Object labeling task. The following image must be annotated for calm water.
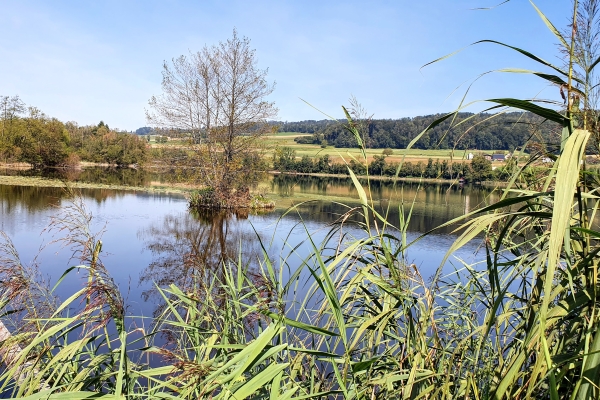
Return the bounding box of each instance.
[0,169,499,319]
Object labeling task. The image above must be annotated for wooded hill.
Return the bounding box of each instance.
[0,96,148,167]
[274,112,561,150]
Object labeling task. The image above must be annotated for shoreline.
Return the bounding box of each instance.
[0,164,509,193]
[270,171,508,188]
[0,175,190,195]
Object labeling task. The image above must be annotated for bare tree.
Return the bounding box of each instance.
[146,29,277,207]
[0,95,25,141]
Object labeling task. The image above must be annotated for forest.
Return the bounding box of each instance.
[0,95,148,167]
[275,111,563,150]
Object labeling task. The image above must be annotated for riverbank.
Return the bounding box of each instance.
[0,175,190,195]
[271,171,509,188]
[0,167,509,196]
[1,160,511,189]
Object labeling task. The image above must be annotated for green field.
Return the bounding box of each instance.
[263,132,505,164]
[149,131,511,164]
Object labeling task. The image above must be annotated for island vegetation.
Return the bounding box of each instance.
[145,29,277,209]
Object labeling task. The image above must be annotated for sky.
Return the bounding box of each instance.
[0,0,569,131]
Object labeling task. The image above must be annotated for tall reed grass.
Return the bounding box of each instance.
[2,1,600,398]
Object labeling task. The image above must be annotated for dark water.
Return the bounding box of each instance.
[0,169,498,320]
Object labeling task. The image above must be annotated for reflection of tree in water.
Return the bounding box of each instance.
[0,184,62,213]
[138,209,269,315]
[0,184,136,212]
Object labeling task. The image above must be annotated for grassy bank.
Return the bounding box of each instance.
[0,175,190,195]
[263,132,511,163]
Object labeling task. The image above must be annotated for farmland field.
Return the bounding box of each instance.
[262,132,507,164]
[147,132,512,165]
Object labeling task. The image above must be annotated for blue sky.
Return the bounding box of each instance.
[0,1,568,131]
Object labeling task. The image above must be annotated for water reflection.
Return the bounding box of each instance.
[0,184,152,212]
[0,167,164,187]
[137,209,269,314]
[0,173,500,324]
[269,175,501,235]
[1,167,501,226]
[0,185,62,214]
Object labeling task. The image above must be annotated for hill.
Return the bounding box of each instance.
[271,112,561,151]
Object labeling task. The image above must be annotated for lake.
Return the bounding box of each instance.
[0,169,499,321]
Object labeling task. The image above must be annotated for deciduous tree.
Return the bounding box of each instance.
[147,29,277,207]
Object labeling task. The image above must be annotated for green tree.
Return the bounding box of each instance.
[272,146,296,171]
[368,155,386,175]
[470,155,493,182]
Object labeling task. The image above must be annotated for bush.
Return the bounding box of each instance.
[188,187,221,208]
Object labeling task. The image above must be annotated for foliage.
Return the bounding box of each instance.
[0,99,148,167]
[4,1,600,399]
[469,154,493,182]
[0,103,69,167]
[188,187,273,209]
[135,126,154,135]
[67,121,148,166]
[285,111,561,151]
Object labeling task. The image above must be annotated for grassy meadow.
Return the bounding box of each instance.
[264,132,484,164]
[147,132,514,168]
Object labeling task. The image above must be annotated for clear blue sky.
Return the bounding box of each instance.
[0,0,568,131]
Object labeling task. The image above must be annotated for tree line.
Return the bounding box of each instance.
[0,95,148,167]
[273,146,518,182]
[274,112,562,150]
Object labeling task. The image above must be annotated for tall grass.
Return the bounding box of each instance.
[2,1,600,398]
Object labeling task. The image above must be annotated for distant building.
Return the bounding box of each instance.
[491,154,505,162]
[483,154,493,161]
[467,152,474,160]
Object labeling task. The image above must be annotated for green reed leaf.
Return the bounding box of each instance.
[529,0,569,49]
